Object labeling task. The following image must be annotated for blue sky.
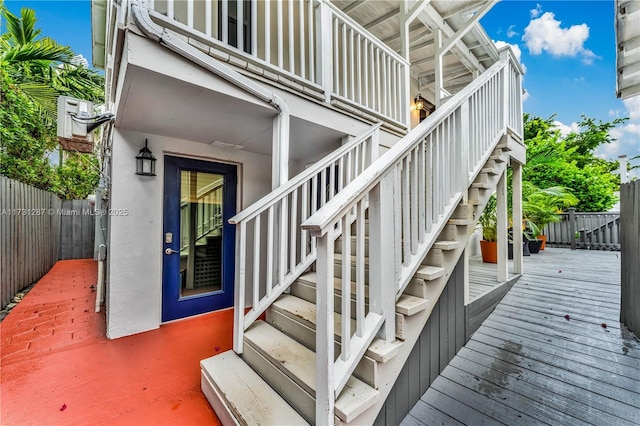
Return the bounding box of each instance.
[3,0,639,162]
[481,1,639,163]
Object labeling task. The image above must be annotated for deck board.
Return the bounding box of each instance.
[404,248,640,425]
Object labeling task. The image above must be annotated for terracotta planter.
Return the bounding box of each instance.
[480,240,497,264]
[539,235,547,250]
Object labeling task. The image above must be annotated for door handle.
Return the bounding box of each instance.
[165,248,179,255]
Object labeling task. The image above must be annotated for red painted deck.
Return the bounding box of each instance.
[1,259,229,425]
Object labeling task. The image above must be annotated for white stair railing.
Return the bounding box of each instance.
[302,50,523,426]
[230,123,381,353]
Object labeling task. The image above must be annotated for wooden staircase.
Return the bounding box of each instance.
[200,49,523,424]
[201,141,512,424]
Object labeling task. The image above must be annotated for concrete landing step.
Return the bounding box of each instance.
[414,265,446,281]
[200,351,309,426]
[244,321,378,423]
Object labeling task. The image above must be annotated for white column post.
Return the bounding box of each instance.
[317,0,333,102]
[512,161,523,274]
[315,226,335,426]
[497,168,508,282]
[271,113,290,189]
[434,29,443,108]
[619,154,628,184]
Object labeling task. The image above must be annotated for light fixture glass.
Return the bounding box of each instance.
[135,139,157,176]
[414,94,425,111]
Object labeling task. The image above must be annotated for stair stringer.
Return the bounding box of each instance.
[344,140,511,425]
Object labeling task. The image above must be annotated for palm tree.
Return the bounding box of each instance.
[1,5,103,120]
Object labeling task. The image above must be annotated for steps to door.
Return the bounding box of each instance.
[201,143,511,424]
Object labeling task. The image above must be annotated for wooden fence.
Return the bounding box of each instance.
[543,208,621,251]
[620,180,639,336]
[1,176,95,308]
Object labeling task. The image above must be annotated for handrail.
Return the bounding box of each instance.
[304,52,523,425]
[229,123,382,224]
[302,58,507,236]
[231,122,382,355]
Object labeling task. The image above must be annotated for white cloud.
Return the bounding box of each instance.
[522,90,530,102]
[599,94,640,161]
[552,120,580,137]
[507,25,519,38]
[523,12,598,64]
[623,95,640,121]
[530,4,542,18]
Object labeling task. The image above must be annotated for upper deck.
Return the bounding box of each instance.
[92,0,504,134]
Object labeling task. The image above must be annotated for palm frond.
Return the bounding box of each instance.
[17,82,57,122]
[1,38,72,65]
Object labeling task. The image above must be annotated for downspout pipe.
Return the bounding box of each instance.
[130,0,290,187]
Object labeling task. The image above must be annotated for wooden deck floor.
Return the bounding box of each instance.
[468,256,517,302]
[403,248,640,426]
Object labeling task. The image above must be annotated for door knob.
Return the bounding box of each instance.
[165,248,179,255]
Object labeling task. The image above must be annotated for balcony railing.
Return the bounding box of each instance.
[147,0,410,128]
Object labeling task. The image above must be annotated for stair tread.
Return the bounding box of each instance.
[200,351,309,425]
[396,294,430,316]
[244,321,378,420]
[471,182,492,189]
[447,218,474,225]
[433,240,461,250]
[272,294,353,338]
[489,154,505,162]
[297,272,369,300]
[415,265,446,280]
[366,338,402,363]
[481,167,499,175]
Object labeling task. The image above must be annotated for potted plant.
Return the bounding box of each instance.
[523,183,579,251]
[479,195,498,263]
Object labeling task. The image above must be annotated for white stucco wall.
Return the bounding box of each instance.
[106,128,271,338]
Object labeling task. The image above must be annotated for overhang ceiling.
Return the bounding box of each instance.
[117,65,343,160]
[333,0,499,95]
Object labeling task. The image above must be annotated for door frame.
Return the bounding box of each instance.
[162,155,237,322]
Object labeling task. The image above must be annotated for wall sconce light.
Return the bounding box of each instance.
[135,139,156,176]
[414,94,426,111]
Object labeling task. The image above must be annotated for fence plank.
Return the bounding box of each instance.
[620,181,640,336]
[1,176,93,308]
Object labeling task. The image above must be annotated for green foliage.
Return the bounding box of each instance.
[522,182,578,237]
[0,5,104,200]
[522,114,626,212]
[0,72,56,189]
[479,195,497,242]
[53,154,100,199]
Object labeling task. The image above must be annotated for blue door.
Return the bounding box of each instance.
[162,156,237,321]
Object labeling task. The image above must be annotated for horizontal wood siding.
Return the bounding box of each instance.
[1,176,95,308]
[373,255,465,426]
[620,180,640,335]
